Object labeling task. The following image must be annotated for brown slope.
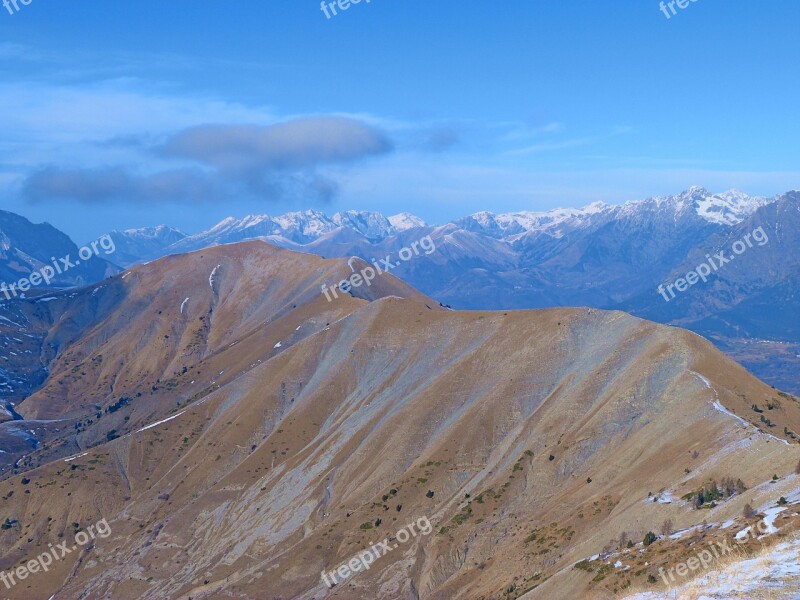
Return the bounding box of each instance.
[0,240,433,476]
[0,244,798,600]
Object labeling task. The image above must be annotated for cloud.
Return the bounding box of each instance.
[159,117,393,171]
[420,128,460,152]
[22,166,222,205]
[21,165,344,206]
[21,117,392,205]
[506,126,633,156]
[506,136,598,155]
[498,121,565,143]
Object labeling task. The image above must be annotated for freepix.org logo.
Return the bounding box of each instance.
[657,226,768,303]
[0,234,116,301]
[320,0,371,20]
[3,0,32,16]
[321,516,433,588]
[0,518,111,590]
[320,234,436,302]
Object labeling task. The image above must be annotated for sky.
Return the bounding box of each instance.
[0,0,798,242]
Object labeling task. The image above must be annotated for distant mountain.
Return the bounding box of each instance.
[109,187,774,266]
[0,210,119,292]
[106,225,187,267]
[388,211,427,231]
[623,191,800,339]
[151,210,430,257]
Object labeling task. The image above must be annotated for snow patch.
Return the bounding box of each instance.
[759,507,786,537]
[64,452,89,462]
[209,265,221,289]
[135,411,186,433]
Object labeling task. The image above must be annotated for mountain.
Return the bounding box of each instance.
[99,188,776,276]
[106,225,187,267]
[26,187,799,391]
[153,210,429,258]
[389,211,427,231]
[614,191,800,392]
[0,210,119,291]
[0,241,798,599]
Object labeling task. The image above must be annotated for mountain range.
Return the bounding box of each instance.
[101,187,800,393]
[108,187,770,267]
[0,241,798,599]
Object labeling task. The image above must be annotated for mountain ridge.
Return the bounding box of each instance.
[109,187,775,260]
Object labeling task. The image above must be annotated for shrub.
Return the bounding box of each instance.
[661,519,673,536]
[574,559,594,572]
[743,503,756,518]
[777,497,788,505]
[106,397,130,413]
[643,532,657,546]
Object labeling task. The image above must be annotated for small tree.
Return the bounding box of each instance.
[618,531,628,551]
[743,503,756,518]
[661,519,673,536]
[643,531,658,546]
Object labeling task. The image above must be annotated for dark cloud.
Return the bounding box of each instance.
[22,117,392,205]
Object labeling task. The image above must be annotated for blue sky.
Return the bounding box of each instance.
[1,0,798,241]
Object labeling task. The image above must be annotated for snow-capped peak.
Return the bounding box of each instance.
[388,212,427,232]
[332,211,394,238]
[119,225,186,242]
[458,202,613,239]
[691,188,769,225]
[623,187,770,226]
